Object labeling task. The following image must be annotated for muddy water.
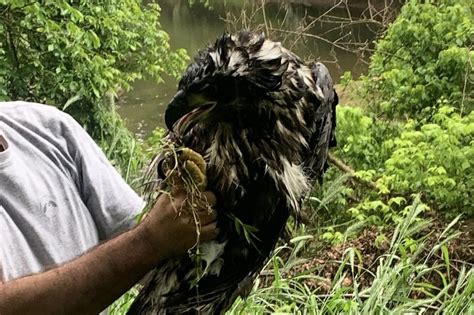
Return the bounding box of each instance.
[117,0,380,137]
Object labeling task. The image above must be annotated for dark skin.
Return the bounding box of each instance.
[0,190,218,315]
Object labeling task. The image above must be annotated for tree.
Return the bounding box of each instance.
[0,0,188,173]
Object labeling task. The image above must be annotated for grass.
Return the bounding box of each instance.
[109,288,139,315]
[227,199,474,314]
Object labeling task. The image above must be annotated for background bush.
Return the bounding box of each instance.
[380,107,474,216]
[327,105,474,220]
[322,0,474,222]
[365,0,473,119]
[0,0,188,174]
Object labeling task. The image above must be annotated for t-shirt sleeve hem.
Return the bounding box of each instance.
[103,197,145,239]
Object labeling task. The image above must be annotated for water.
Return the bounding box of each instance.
[117,0,380,137]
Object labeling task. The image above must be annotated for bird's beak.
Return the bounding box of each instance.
[165,90,190,130]
[165,89,216,131]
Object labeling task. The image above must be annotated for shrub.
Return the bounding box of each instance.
[335,106,401,171]
[320,104,473,225]
[329,0,474,220]
[379,106,474,216]
[0,0,187,103]
[365,0,473,118]
[0,0,188,174]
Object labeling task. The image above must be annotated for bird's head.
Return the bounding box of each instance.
[165,31,289,134]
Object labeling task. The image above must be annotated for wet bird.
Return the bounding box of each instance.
[128,31,338,314]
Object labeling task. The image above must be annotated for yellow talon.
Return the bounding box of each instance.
[183,160,207,191]
[179,148,207,175]
[161,147,208,192]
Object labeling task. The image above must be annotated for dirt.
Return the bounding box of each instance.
[260,217,474,296]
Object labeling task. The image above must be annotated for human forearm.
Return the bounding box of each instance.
[0,191,217,315]
[0,224,158,315]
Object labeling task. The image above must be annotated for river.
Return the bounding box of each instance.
[117,0,385,137]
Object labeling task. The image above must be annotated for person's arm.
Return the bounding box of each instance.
[0,191,218,315]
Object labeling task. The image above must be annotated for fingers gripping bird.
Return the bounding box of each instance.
[128,31,338,314]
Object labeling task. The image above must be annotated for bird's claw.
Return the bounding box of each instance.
[161,147,208,192]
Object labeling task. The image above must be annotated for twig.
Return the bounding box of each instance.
[327,153,378,190]
[269,27,358,54]
[460,51,471,116]
[260,0,269,36]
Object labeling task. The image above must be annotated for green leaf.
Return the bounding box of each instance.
[62,95,82,111]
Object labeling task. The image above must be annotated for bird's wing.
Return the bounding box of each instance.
[305,61,338,179]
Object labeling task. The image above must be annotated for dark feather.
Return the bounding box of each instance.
[128,31,338,315]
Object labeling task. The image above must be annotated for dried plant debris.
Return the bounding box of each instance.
[261,219,473,297]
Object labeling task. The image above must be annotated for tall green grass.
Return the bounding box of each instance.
[228,199,473,314]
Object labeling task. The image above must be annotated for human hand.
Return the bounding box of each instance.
[137,190,218,261]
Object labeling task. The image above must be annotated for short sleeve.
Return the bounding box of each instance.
[62,114,144,240]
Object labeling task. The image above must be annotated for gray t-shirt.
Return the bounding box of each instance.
[0,101,143,282]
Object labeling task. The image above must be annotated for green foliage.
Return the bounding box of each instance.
[0,0,187,102]
[320,227,344,244]
[379,107,474,215]
[228,201,474,314]
[366,0,474,118]
[90,103,145,183]
[227,213,261,249]
[327,0,474,222]
[335,106,401,171]
[339,71,353,89]
[326,105,474,221]
[142,127,167,159]
[0,0,188,174]
[109,288,139,315]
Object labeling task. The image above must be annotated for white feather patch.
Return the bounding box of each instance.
[253,40,282,61]
[199,241,227,276]
[228,51,245,70]
[298,133,309,149]
[295,106,304,122]
[210,51,221,67]
[302,73,314,91]
[314,85,325,101]
[267,159,310,211]
[184,241,227,281]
